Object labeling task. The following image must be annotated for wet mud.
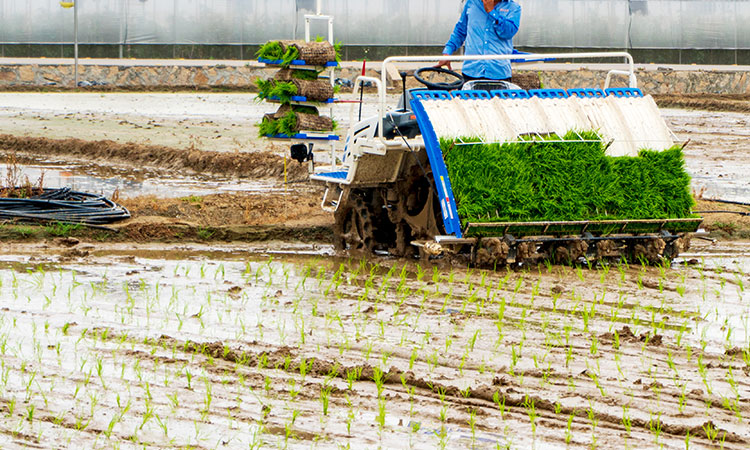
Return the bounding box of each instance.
[0,91,747,449]
[0,240,747,449]
[0,134,308,180]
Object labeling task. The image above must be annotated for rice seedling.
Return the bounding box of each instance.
[320,385,332,416]
[442,133,694,226]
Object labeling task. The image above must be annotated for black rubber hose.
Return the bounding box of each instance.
[0,187,130,225]
[692,210,750,216]
[702,198,750,207]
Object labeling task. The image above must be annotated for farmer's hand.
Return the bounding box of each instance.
[435,55,452,71]
[483,0,498,12]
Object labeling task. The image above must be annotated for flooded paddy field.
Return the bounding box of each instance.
[0,92,747,448]
[0,156,291,199]
[0,93,747,204]
[0,240,748,449]
[664,108,750,204]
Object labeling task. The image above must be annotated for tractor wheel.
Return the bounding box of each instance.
[333,196,375,254]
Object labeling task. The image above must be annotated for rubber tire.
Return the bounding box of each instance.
[333,196,374,254]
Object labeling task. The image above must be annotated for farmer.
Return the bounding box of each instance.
[437,0,522,82]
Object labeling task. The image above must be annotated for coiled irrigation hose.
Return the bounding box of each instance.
[693,210,750,216]
[0,187,130,226]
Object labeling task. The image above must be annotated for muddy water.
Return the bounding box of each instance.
[0,159,289,198]
[0,240,748,449]
[663,108,750,203]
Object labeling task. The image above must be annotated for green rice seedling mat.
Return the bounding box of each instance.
[441,131,696,234]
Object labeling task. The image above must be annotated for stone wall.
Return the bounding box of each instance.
[0,63,748,94]
[537,68,750,95]
[0,64,259,88]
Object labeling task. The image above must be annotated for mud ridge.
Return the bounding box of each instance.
[119,222,332,243]
[88,328,747,446]
[188,339,749,445]
[0,134,308,180]
[0,85,259,93]
[0,222,332,244]
[655,94,750,113]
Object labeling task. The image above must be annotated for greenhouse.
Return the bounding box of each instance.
[1,0,749,63]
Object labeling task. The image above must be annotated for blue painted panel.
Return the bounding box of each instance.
[491,89,530,99]
[529,88,569,99]
[568,88,606,98]
[411,90,451,101]
[605,87,644,98]
[410,97,462,238]
[450,90,491,100]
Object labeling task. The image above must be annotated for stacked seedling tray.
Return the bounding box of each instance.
[256,40,339,141]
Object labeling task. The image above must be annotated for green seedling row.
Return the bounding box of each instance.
[258,111,297,137]
[441,132,695,226]
[256,41,300,66]
[255,79,298,104]
[256,38,343,66]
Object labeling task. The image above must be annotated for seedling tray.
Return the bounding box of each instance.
[264,133,339,141]
[258,58,337,69]
[267,96,335,104]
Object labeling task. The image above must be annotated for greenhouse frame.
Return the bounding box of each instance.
[1,0,748,63]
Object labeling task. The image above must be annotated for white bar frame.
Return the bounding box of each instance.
[371,52,637,149]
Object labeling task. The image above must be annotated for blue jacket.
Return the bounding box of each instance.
[442,0,521,80]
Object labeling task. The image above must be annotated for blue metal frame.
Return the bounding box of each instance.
[605,87,643,98]
[265,133,340,141]
[412,90,451,101]
[450,90,491,100]
[258,58,337,67]
[510,49,557,64]
[313,170,348,180]
[492,89,530,99]
[568,88,607,98]
[410,97,463,238]
[268,95,335,104]
[529,88,569,99]
[401,85,649,238]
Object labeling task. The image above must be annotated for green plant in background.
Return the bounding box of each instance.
[441,132,695,225]
[334,41,343,64]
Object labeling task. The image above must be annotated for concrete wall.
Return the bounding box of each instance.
[0,62,748,94]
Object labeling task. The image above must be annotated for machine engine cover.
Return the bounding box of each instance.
[381,111,421,140]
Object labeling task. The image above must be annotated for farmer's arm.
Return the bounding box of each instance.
[443,2,470,55]
[438,2,470,68]
[489,3,521,39]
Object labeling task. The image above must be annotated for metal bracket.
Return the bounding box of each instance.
[321,187,344,213]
